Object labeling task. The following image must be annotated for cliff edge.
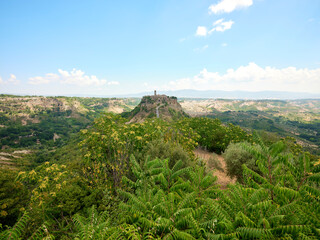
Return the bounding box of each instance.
[123,93,188,123]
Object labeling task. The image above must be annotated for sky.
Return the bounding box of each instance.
[0,0,320,96]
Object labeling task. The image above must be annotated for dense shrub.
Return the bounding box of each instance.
[179,117,252,153]
[223,142,258,182]
[141,139,192,168]
[0,170,29,227]
[80,113,199,188]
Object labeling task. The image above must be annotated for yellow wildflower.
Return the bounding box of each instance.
[18,171,25,177]
[1,211,8,217]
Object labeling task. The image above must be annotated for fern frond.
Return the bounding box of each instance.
[273,202,298,216]
[177,192,196,210]
[298,232,316,240]
[235,212,256,228]
[29,224,55,240]
[171,160,183,173]
[271,225,309,235]
[308,173,320,183]
[242,164,267,185]
[1,212,30,240]
[237,227,273,239]
[274,186,299,201]
[168,229,195,240]
[155,173,168,189]
[73,205,110,240]
[171,167,190,181]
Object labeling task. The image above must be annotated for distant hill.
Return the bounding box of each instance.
[114,89,320,100]
[180,98,320,122]
[0,95,138,151]
[122,93,188,123]
[179,98,320,154]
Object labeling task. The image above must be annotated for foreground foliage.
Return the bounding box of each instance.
[80,114,199,188]
[1,114,319,239]
[179,117,252,153]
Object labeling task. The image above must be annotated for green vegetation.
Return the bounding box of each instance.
[223,142,258,182]
[0,169,28,226]
[180,117,252,153]
[0,111,88,148]
[206,110,320,154]
[140,139,192,168]
[168,107,189,120]
[0,96,138,149]
[0,96,319,239]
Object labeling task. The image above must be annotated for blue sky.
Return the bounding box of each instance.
[0,0,320,96]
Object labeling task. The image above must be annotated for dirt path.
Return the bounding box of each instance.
[194,149,236,189]
[156,104,164,118]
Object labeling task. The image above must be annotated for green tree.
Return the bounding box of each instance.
[223,142,258,183]
[0,170,28,227]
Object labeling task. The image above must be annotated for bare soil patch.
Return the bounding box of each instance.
[13,150,32,155]
[194,148,236,189]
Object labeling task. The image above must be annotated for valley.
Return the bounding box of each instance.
[0,95,319,170]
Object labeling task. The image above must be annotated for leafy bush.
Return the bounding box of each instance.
[223,142,258,182]
[141,139,192,168]
[0,169,29,227]
[118,156,219,239]
[80,113,199,187]
[179,117,252,153]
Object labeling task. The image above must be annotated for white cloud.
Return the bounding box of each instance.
[194,45,209,53]
[7,74,20,85]
[28,69,118,86]
[209,0,253,14]
[29,73,59,85]
[209,18,234,33]
[107,81,119,85]
[58,69,108,86]
[166,62,320,93]
[196,19,234,36]
[221,43,228,47]
[195,26,208,36]
[0,74,20,85]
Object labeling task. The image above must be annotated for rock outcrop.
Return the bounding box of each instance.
[125,94,188,123]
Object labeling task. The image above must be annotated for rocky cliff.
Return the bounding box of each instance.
[125,94,188,123]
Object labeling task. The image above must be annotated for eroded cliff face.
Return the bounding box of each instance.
[127,94,188,123]
[0,95,139,157]
[0,96,139,125]
[0,97,86,124]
